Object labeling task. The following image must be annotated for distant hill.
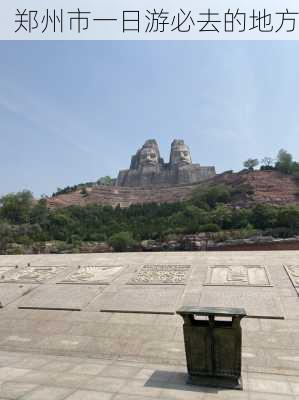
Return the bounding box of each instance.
[47,170,299,209]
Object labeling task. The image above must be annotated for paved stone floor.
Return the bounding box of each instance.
[0,251,298,398]
[0,349,299,399]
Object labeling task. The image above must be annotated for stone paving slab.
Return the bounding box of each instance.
[199,287,284,319]
[266,264,293,289]
[284,265,299,295]
[0,284,37,308]
[99,285,186,314]
[17,285,105,311]
[0,350,297,399]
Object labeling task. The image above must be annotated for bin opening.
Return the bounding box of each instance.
[194,315,233,322]
[192,319,234,328]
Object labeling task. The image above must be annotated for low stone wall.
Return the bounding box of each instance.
[4,237,299,255]
[211,240,299,251]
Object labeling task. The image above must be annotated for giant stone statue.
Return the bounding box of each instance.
[116,139,216,187]
[130,139,163,170]
[170,139,192,166]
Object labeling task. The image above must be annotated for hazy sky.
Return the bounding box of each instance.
[1,41,299,197]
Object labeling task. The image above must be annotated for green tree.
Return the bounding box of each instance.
[250,204,278,229]
[243,158,259,171]
[198,223,220,233]
[0,223,14,252]
[275,149,293,174]
[0,191,34,224]
[97,176,114,186]
[290,162,299,182]
[47,212,78,241]
[30,199,49,226]
[205,185,231,208]
[192,185,231,209]
[261,157,274,167]
[231,208,252,229]
[108,231,136,252]
[260,157,275,170]
[277,206,299,230]
[168,205,209,234]
[211,205,233,229]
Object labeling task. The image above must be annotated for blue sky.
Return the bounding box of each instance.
[1,41,299,197]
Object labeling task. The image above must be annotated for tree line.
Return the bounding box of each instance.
[1,183,299,253]
[244,148,299,180]
[0,148,299,253]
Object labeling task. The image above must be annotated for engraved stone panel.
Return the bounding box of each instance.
[128,264,191,285]
[58,265,124,285]
[0,284,37,308]
[99,285,185,314]
[199,288,283,318]
[0,266,18,276]
[18,285,105,311]
[0,266,66,284]
[205,265,271,287]
[284,266,299,295]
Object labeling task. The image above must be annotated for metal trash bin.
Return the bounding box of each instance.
[177,306,247,390]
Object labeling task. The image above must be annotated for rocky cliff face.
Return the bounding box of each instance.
[47,170,299,209]
[116,139,216,187]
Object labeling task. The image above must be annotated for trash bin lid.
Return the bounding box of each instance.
[176,306,247,318]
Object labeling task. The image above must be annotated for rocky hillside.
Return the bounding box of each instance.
[47,170,299,209]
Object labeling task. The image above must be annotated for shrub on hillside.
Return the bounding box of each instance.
[250,204,278,230]
[276,206,299,230]
[108,231,136,252]
[192,185,232,209]
[80,188,88,197]
[198,223,220,233]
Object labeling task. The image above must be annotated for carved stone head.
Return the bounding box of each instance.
[170,139,192,166]
[131,139,162,169]
[139,145,159,167]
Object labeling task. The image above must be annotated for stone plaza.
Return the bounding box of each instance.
[0,251,299,399]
